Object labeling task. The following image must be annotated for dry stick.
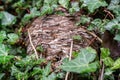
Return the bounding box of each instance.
[28,29,39,60]
[86,31,103,43]
[65,40,73,80]
[98,61,105,80]
[80,28,102,43]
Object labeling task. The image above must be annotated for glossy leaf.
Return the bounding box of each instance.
[0,55,14,64]
[61,47,98,73]
[0,44,9,56]
[0,31,6,43]
[59,0,70,9]
[104,18,120,30]
[103,57,114,67]
[1,11,16,26]
[43,62,51,76]
[81,0,107,13]
[22,7,40,25]
[0,73,5,80]
[69,2,80,13]
[7,33,19,45]
[107,0,120,16]
[11,65,28,80]
[114,34,120,41]
[111,58,120,70]
[101,48,110,59]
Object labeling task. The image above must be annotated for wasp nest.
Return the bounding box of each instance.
[25,14,93,62]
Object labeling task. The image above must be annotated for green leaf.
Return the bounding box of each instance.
[111,58,120,70]
[46,73,57,80]
[0,55,14,64]
[107,0,120,16]
[15,55,44,67]
[22,7,40,25]
[7,33,19,45]
[1,11,16,26]
[43,62,51,76]
[104,68,113,76]
[101,48,114,67]
[103,57,114,67]
[76,15,90,25]
[114,34,120,41]
[0,31,6,43]
[72,35,82,40]
[40,5,53,16]
[60,47,98,73]
[59,0,70,9]
[81,0,107,13]
[104,18,120,30]
[0,12,4,19]
[31,67,42,76]
[101,48,110,59]
[11,65,28,80]
[69,2,80,13]
[36,45,44,52]
[0,44,9,56]
[0,44,13,64]
[0,73,5,80]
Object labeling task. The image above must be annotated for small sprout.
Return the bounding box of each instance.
[36,45,44,53]
[72,35,82,40]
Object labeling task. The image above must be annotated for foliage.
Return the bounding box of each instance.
[0,0,120,80]
[81,0,107,13]
[61,47,98,73]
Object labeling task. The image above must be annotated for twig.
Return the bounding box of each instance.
[98,61,105,80]
[100,64,105,80]
[86,31,103,43]
[104,9,114,19]
[79,28,102,43]
[65,40,73,80]
[28,29,39,60]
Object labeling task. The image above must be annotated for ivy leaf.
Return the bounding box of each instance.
[0,44,14,64]
[60,47,98,73]
[0,44,9,56]
[43,62,51,76]
[7,33,19,45]
[7,33,19,44]
[15,55,44,67]
[0,73,5,80]
[103,57,114,67]
[101,48,114,67]
[81,0,107,13]
[1,11,16,26]
[59,0,70,9]
[40,5,53,16]
[0,55,14,64]
[11,65,28,80]
[69,2,80,13]
[107,0,120,16]
[76,15,90,26]
[22,7,40,25]
[0,31,6,43]
[45,73,57,80]
[101,48,110,59]
[0,12,4,19]
[104,68,113,76]
[111,58,120,70]
[104,18,120,30]
[31,67,42,76]
[114,34,120,41]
